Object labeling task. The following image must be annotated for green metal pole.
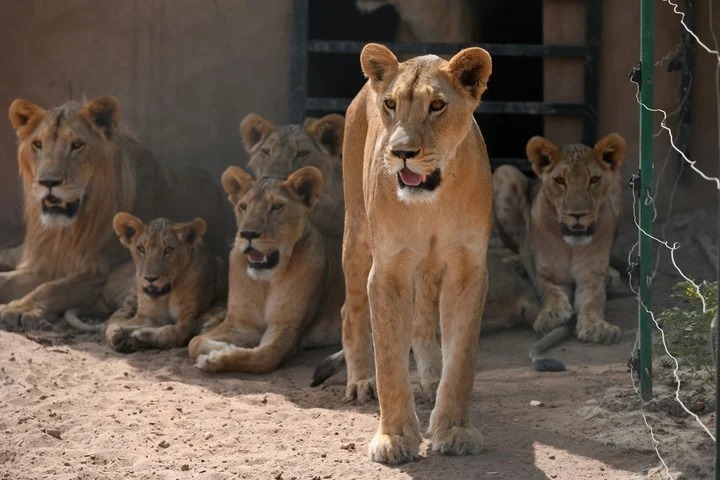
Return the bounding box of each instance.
[638,0,654,401]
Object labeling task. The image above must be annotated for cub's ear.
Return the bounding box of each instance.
[8,99,47,140]
[304,114,345,157]
[360,43,399,92]
[447,47,492,101]
[594,133,626,172]
[239,113,277,153]
[79,96,121,139]
[221,165,255,206]
[113,212,144,249]
[526,136,560,176]
[175,217,207,247]
[284,166,324,210]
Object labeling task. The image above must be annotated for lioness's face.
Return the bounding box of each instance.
[240,113,344,181]
[221,166,324,281]
[9,97,120,228]
[360,44,492,204]
[113,214,208,298]
[527,134,626,247]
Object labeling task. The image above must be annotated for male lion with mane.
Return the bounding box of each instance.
[188,165,343,373]
[340,43,493,464]
[0,96,226,329]
[493,134,626,346]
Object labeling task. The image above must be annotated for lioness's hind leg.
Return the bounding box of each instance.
[412,268,441,404]
[492,165,530,253]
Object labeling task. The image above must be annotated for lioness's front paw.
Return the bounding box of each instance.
[0,303,51,330]
[345,377,376,403]
[195,350,226,373]
[109,327,143,353]
[420,378,439,404]
[533,306,574,336]
[576,314,621,344]
[368,430,421,464]
[431,425,483,456]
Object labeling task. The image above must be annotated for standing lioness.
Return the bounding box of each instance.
[341,43,493,464]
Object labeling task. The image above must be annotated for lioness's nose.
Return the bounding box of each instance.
[144,276,158,283]
[39,179,62,189]
[391,149,420,160]
[240,230,260,240]
[569,213,585,221]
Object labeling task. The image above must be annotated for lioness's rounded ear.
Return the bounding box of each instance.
[221,165,255,206]
[176,217,207,246]
[447,47,492,101]
[239,113,277,153]
[360,43,399,91]
[79,96,121,139]
[284,166,324,210]
[526,136,560,176]
[113,212,143,249]
[594,133,626,172]
[305,114,345,157]
[9,99,46,140]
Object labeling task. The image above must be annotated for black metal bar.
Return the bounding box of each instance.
[676,0,695,176]
[582,0,602,145]
[289,0,309,124]
[306,97,591,117]
[307,40,588,58]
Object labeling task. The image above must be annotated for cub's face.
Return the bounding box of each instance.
[359,43,492,203]
[9,96,121,228]
[526,133,626,246]
[221,165,324,281]
[113,214,207,298]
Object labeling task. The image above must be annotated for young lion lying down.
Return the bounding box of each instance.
[188,165,343,373]
[102,213,227,353]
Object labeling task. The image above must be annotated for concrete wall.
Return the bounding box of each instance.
[0,0,293,229]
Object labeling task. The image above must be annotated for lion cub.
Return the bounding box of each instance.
[105,213,226,353]
[493,134,626,345]
[188,165,343,374]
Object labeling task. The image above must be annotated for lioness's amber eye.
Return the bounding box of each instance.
[384,98,396,111]
[136,245,145,255]
[590,176,601,185]
[239,202,248,211]
[297,150,310,158]
[271,203,284,211]
[554,177,565,185]
[429,99,446,113]
[70,141,85,151]
[31,140,42,150]
[164,246,174,255]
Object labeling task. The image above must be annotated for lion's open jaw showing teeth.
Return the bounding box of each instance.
[245,247,280,270]
[42,195,80,218]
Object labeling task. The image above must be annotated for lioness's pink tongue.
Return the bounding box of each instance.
[247,249,265,262]
[399,168,422,186]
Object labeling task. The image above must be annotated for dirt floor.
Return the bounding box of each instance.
[0,290,714,480]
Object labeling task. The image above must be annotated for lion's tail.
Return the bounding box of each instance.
[528,326,570,372]
[311,349,345,387]
[64,309,106,333]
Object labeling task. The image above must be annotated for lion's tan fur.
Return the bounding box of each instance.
[239,113,345,238]
[104,214,227,352]
[0,96,226,328]
[188,165,343,374]
[493,134,626,344]
[340,44,493,464]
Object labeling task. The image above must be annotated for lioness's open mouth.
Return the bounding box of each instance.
[42,195,80,218]
[561,221,596,238]
[143,284,172,298]
[397,167,442,191]
[245,247,280,270]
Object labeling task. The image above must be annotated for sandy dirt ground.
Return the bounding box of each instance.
[0,291,714,480]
